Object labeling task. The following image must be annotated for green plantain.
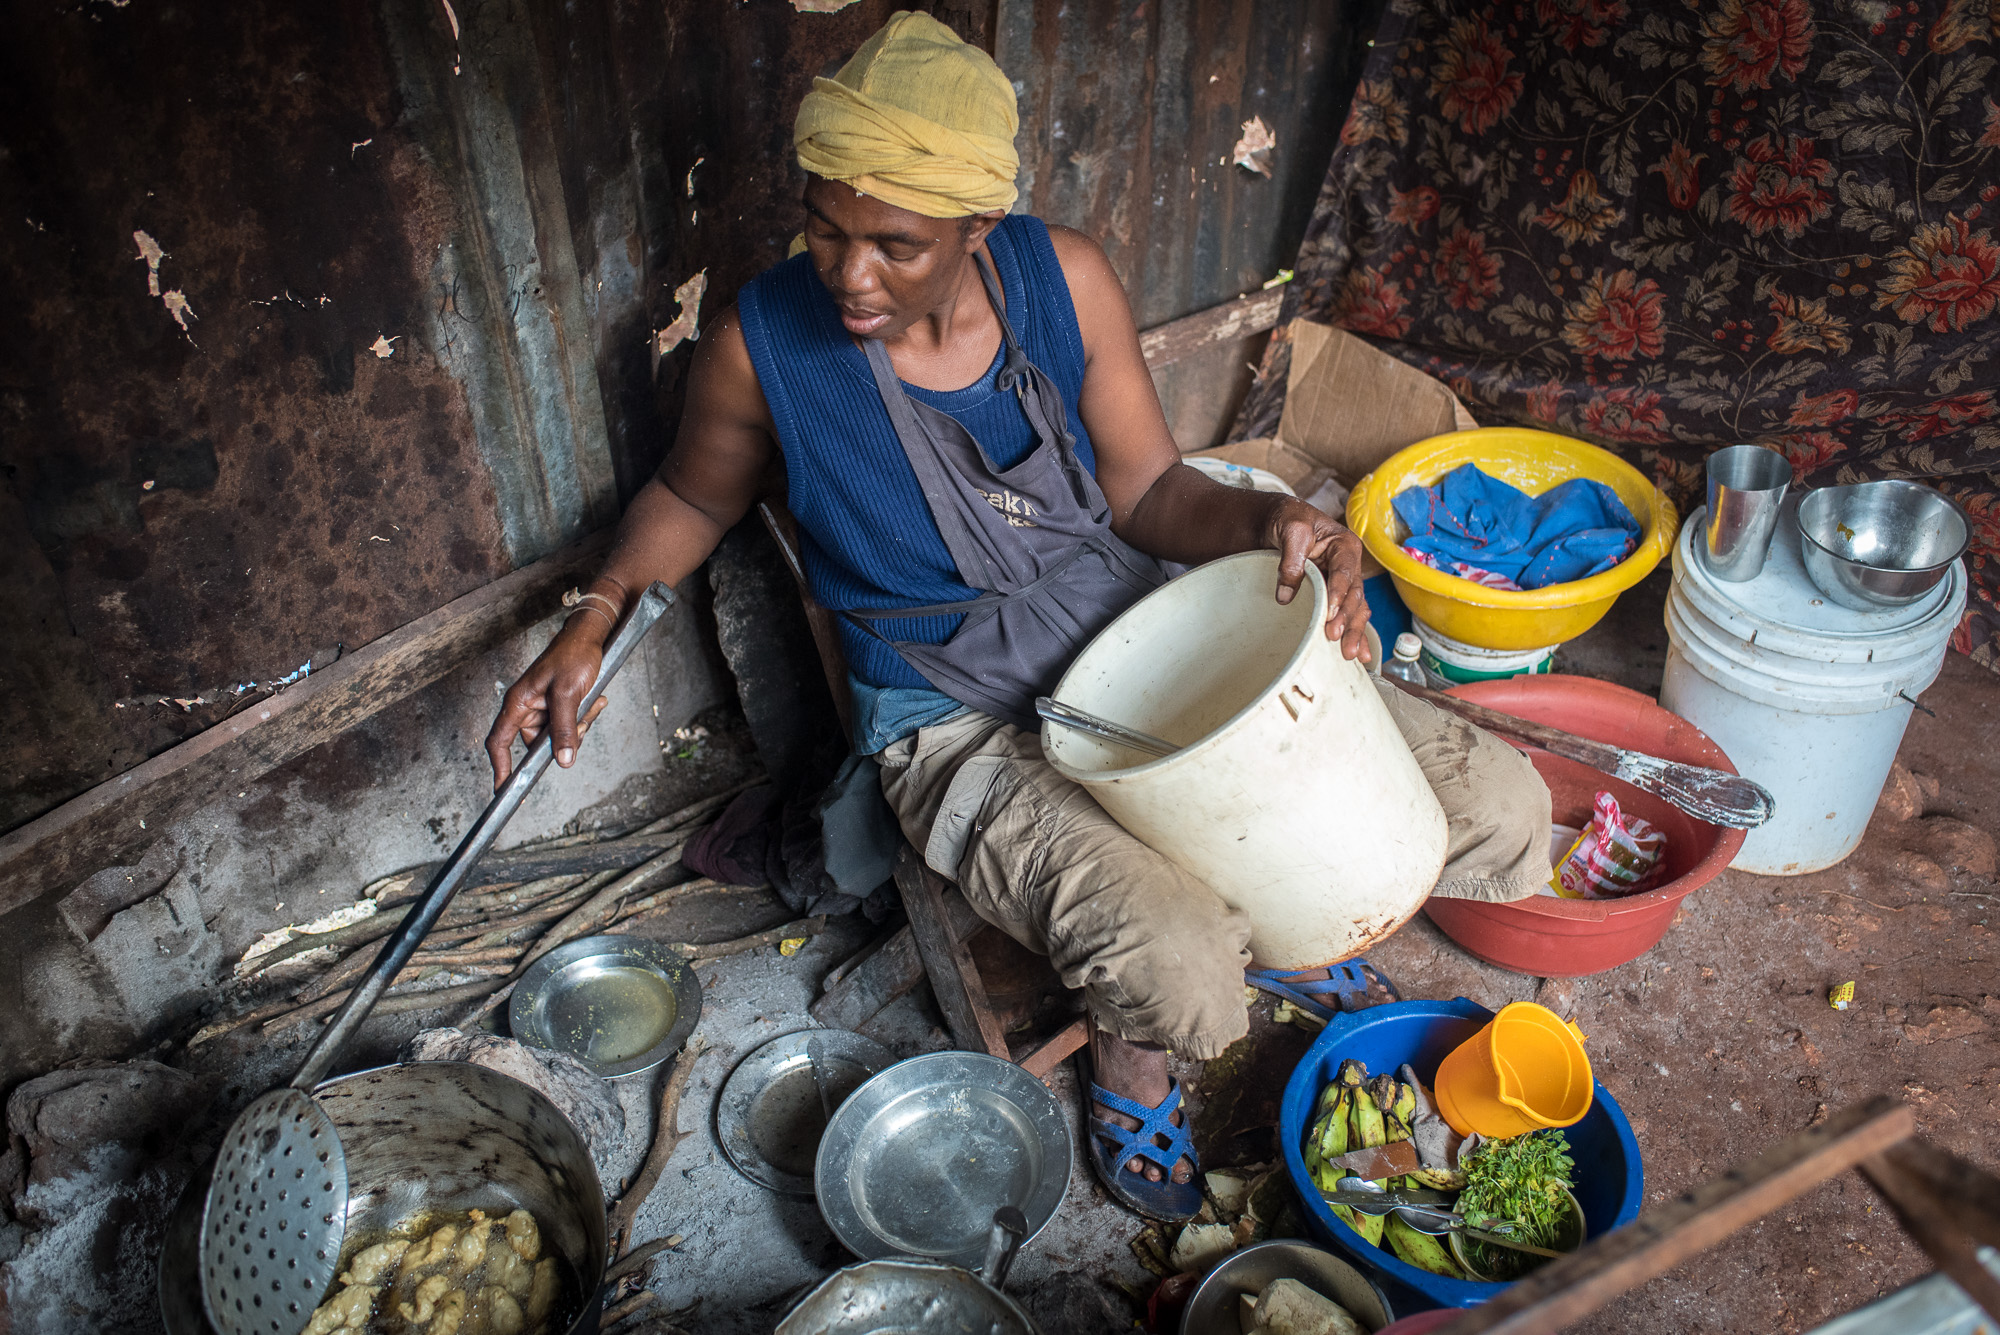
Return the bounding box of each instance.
[1391,1080,1417,1130]
[1343,1078,1389,1247]
[1318,1086,1351,1161]
[1386,1212,1465,1278]
[1348,1077,1386,1152]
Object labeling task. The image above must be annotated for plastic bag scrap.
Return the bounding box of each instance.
[1547,791,1666,899]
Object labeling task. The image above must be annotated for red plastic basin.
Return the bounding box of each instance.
[1422,675,1745,976]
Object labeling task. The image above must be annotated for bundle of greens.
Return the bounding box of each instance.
[1455,1128,1577,1280]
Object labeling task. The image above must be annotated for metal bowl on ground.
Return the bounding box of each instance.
[1181,1239,1394,1334]
[775,1259,1038,1335]
[815,1051,1071,1271]
[160,1061,607,1335]
[718,1029,896,1196]
[1796,480,1969,610]
[510,934,702,1078]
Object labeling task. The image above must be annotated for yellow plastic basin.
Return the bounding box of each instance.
[1346,428,1679,651]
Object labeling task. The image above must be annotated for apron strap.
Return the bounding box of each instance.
[840,536,1106,641]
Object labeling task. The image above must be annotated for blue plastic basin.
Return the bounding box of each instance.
[1279,998,1643,1311]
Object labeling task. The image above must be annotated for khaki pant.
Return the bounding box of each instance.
[875,679,1551,1059]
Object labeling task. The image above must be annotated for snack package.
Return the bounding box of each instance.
[1549,792,1666,899]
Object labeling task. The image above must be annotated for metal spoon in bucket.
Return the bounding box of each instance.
[1333,1176,1566,1260]
[1034,697,1176,758]
[188,583,678,1335]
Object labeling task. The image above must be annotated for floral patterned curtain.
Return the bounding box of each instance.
[1234,0,2000,669]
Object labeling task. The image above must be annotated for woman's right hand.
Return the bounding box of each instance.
[485,620,610,788]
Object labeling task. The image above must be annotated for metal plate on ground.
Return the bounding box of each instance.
[199,1088,348,1335]
[815,1051,1071,1271]
[718,1029,897,1197]
[511,934,703,1078]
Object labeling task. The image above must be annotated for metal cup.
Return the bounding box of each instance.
[1702,445,1792,581]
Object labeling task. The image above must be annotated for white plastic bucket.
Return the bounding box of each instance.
[1044,551,1448,968]
[1660,502,1965,875]
[1412,619,1558,684]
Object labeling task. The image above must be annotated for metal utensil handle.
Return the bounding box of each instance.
[979,1206,1028,1287]
[1034,696,1175,758]
[290,582,677,1091]
[1455,1222,1566,1259]
[807,1035,834,1125]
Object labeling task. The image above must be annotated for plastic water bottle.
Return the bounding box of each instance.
[1383,632,1428,688]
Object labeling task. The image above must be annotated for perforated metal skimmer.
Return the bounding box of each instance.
[187,583,675,1335]
[200,1091,348,1335]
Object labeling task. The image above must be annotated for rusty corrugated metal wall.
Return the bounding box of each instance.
[1002,0,1378,451]
[0,0,981,832]
[0,0,1368,833]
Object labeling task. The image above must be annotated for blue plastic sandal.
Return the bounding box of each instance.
[1245,959,1401,1022]
[1081,1059,1203,1223]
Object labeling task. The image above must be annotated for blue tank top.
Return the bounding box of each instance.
[737,215,1097,691]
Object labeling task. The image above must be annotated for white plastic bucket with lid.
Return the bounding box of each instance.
[1043,551,1448,968]
[1660,501,1965,875]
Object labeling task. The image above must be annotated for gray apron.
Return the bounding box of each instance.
[844,256,1171,731]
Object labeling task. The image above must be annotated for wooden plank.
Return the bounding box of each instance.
[1861,1140,2000,1321]
[812,924,926,1031]
[1139,289,1285,370]
[894,847,1011,1059]
[1014,1018,1089,1084]
[0,530,614,916]
[1431,1095,1915,1335]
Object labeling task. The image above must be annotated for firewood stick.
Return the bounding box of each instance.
[626,778,760,837]
[460,872,640,948]
[601,1291,657,1329]
[242,873,586,976]
[605,1235,681,1286]
[609,1043,706,1253]
[409,945,521,968]
[288,870,617,1001]
[602,884,771,937]
[189,995,308,1047]
[673,916,825,961]
[265,966,508,1033]
[516,848,690,974]
[294,935,388,1004]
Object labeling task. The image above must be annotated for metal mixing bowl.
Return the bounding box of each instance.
[1180,1239,1393,1334]
[1796,480,1969,610]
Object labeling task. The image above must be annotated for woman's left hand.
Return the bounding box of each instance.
[1267,497,1372,662]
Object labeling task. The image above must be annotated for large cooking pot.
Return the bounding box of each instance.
[160,1061,608,1335]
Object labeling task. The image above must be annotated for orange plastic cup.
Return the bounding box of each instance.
[1434,1002,1593,1138]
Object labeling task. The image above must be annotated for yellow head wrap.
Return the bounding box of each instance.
[794,11,1020,220]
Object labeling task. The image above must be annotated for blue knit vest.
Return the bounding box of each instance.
[737,215,1097,691]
